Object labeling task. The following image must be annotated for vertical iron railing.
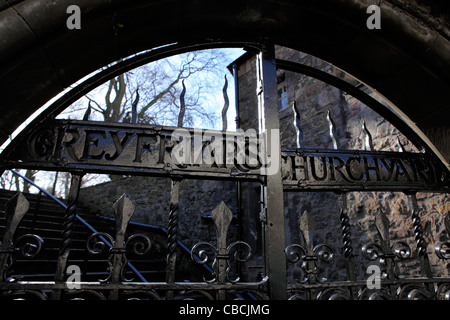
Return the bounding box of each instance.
[325,110,358,298]
[166,178,180,300]
[52,173,83,299]
[190,201,252,299]
[256,42,287,299]
[87,194,151,299]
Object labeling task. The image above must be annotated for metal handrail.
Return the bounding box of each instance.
[9,169,147,282]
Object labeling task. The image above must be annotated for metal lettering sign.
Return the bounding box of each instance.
[281,149,449,192]
[2,120,449,192]
[3,120,268,181]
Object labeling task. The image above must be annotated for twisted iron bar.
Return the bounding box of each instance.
[411,208,427,256]
[55,174,82,282]
[339,208,353,260]
[166,179,180,299]
[167,193,179,262]
[52,174,82,300]
[59,202,77,261]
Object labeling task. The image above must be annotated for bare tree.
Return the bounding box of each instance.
[55,48,235,183]
[0,169,38,193]
[72,49,229,128]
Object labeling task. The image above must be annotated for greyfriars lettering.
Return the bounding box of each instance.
[5,120,266,180]
[3,120,448,192]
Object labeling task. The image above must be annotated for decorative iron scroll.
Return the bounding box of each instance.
[285,211,335,285]
[435,212,450,260]
[191,201,253,299]
[0,193,44,282]
[285,208,450,300]
[87,194,152,284]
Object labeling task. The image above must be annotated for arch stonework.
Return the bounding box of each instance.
[0,0,449,164]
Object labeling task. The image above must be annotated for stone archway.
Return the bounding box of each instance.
[0,0,449,164]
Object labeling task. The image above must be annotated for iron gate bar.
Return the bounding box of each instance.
[0,277,269,292]
[52,173,83,300]
[3,277,450,300]
[190,202,253,299]
[435,212,450,260]
[325,110,357,298]
[256,42,287,299]
[166,178,181,300]
[398,143,435,284]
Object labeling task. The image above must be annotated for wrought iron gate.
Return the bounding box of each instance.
[0,43,449,300]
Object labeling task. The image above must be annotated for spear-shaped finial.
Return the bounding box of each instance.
[326,110,341,149]
[222,75,229,131]
[131,88,140,124]
[177,79,186,127]
[299,210,315,250]
[83,101,92,121]
[397,137,406,152]
[361,121,374,151]
[292,101,303,149]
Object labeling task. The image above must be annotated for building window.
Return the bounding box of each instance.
[277,74,288,111]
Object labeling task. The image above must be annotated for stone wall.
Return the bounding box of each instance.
[79,177,239,250]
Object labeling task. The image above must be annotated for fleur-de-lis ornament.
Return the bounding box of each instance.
[285,211,334,284]
[0,193,44,281]
[191,201,252,288]
[87,194,151,286]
